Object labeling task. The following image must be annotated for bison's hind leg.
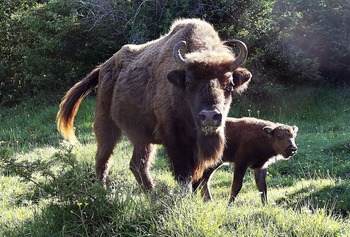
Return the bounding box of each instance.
[129,143,157,191]
[94,117,122,184]
[254,168,268,205]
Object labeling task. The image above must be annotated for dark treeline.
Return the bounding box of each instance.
[0,0,349,107]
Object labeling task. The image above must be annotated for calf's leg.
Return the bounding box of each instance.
[229,164,248,204]
[254,168,268,204]
[129,143,157,191]
[193,162,223,201]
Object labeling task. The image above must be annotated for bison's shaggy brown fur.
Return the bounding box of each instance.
[57,18,252,192]
[195,117,298,204]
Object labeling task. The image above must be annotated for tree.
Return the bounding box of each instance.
[1,0,349,107]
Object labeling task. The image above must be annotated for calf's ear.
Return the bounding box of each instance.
[292,125,299,133]
[263,126,274,136]
[232,67,252,93]
[167,70,186,88]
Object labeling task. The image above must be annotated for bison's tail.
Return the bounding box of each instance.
[56,67,99,144]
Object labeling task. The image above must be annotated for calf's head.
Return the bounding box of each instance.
[263,125,299,158]
[167,40,252,179]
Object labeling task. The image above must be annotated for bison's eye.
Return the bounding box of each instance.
[278,134,284,140]
[185,82,194,90]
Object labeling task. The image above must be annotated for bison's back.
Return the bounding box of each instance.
[107,35,178,143]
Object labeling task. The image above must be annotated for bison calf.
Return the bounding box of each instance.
[195,117,298,204]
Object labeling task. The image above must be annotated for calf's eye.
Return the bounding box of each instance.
[225,82,234,92]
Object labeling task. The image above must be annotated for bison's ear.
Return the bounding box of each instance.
[167,70,186,88]
[292,125,299,133]
[232,67,252,93]
[263,126,274,136]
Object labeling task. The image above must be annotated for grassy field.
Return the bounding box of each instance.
[1,87,350,236]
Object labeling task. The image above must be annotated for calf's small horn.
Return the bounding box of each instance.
[173,41,187,66]
[224,40,248,70]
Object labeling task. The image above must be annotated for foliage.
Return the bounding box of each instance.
[230,0,349,90]
[0,0,120,106]
[0,0,349,106]
[273,0,350,86]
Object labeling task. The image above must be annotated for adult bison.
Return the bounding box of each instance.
[195,117,298,204]
[56,18,252,192]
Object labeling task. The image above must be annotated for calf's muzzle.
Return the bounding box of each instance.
[287,145,298,156]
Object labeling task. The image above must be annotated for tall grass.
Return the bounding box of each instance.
[1,87,350,236]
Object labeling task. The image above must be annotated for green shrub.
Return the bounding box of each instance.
[1,0,349,107]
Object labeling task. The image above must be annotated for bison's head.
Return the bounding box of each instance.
[167,40,251,136]
[167,40,252,179]
[263,125,299,158]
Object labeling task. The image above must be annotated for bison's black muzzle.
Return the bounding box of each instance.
[198,110,222,135]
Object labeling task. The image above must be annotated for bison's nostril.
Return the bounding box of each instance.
[199,113,207,122]
[213,113,222,124]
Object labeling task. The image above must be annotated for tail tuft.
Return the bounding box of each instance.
[56,67,99,143]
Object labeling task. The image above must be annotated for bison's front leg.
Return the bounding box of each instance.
[129,143,157,191]
[254,168,268,204]
[165,142,195,194]
[173,156,194,194]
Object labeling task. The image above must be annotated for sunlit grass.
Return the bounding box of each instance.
[1,87,350,236]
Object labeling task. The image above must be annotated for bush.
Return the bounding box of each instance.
[1,0,349,107]
[0,0,128,106]
[263,0,349,86]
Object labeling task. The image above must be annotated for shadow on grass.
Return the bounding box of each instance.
[276,179,350,217]
[0,144,179,236]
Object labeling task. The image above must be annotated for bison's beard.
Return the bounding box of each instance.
[193,128,225,181]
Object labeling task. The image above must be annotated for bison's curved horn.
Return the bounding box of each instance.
[224,40,248,70]
[173,41,187,66]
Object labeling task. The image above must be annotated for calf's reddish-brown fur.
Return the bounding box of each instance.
[195,117,298,204]
[56,19,252,192]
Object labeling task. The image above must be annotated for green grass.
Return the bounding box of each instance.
[1,87,350,236]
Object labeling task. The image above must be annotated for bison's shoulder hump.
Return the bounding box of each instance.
[169,18,215,32]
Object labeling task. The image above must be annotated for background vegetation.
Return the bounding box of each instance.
[1,0,350,236]
[1,0,349,106]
